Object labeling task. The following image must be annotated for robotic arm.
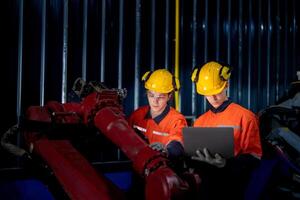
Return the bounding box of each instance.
[19,87,200,200]
[76,90,198,199]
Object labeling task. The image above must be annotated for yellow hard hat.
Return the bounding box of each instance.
[142,69,180,93]
[191,61,232,95]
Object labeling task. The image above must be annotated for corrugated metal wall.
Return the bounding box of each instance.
[180,0,300,121]
[2,0,300,134]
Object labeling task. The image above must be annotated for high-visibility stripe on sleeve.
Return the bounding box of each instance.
[133,125,147,132]
[152,131,169,136]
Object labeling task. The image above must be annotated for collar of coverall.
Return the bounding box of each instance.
[208,98,233,113]
[145,104,171,124]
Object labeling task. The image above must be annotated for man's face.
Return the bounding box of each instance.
[205,89,228,109]
[147,90,170,114]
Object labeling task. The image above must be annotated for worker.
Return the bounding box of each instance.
[190,61,263,199]
[128,69,187,164]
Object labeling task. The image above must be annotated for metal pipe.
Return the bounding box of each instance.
[227,0,231,96]
[266,0,271,106]
[203,0,208,110]
[118,0,124,89]
[82,0,88,80]
[150,0,156,70]
[191,0,197,116]
[17,0,24,122]
[164,0,170,68]
[216,0,220,60]
[247,0,253,109]
[283,0,288,89]
[117,0,125,161]
[134,0,142,109]
[61,0,69,103]
[292,0,296,73]
[175,0,180,111]
[100,0,106,82]
[16,0,24,153]
[257,0,262,112]
[238,0,243,103]
[40,0,46,106]
[204,0,208,62]
[275,0,280,101]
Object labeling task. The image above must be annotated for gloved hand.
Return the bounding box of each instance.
[191,148,226,168]
[149,142,166,153]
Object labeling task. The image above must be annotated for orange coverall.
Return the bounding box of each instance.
[128,105,187,146]
[194,102,262,158]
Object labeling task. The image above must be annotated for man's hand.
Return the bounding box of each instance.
[191,148,226,168]
[149,142,166,153]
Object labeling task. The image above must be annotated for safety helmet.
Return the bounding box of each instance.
[142,69,180,93]
[191,61,232,95]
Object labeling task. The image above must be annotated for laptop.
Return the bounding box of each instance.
[183,127,234,159]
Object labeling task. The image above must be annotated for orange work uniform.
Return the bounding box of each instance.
[128,105,187,146]
[194,102,262,158]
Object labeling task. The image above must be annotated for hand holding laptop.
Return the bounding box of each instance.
[191,148,226,168]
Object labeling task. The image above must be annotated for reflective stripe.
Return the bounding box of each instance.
[133,125,147,132]
[133,125,170,137]
[152,131,169,136]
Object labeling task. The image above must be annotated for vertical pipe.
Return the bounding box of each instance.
[292,0,296,73]
[175,0,180,111]
[227,0,231,96]
[204,0,208,62]
[40,0,46,106]
[82,0,88,80]
[117,0,124,161]
[100,0,106,82]
[150,0,155,70]
[191,0,197,116]
[134,0,142,109]
[266,0,271,106]
[237,0,243,103]
[17,0,23,124]
[283,0,288,88]
[164,0,170,68]
[61,0,69,103]
[247,0,252,109]
[257,0,262,111]
[118,0,124,88]
[275,0,280,101]
[216,0,220,60]
[16,0,24,164]
[203,0,208,110]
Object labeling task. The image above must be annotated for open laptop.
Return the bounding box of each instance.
[183,127,234,159]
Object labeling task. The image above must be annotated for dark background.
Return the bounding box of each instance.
[1,0,300,168]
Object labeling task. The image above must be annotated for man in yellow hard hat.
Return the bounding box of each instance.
[128,69,187,164]
[190,61,262,199]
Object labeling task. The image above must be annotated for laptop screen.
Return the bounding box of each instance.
[183,127,234,159]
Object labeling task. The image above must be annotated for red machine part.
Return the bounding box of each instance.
[24,89,201,200]
[33,139,125,200]
[93,107,192,200]
[24,104,126,200]
[80,91,200,199]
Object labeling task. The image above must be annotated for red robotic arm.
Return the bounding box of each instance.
[23,88,200,200]
[77,90,200,200]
